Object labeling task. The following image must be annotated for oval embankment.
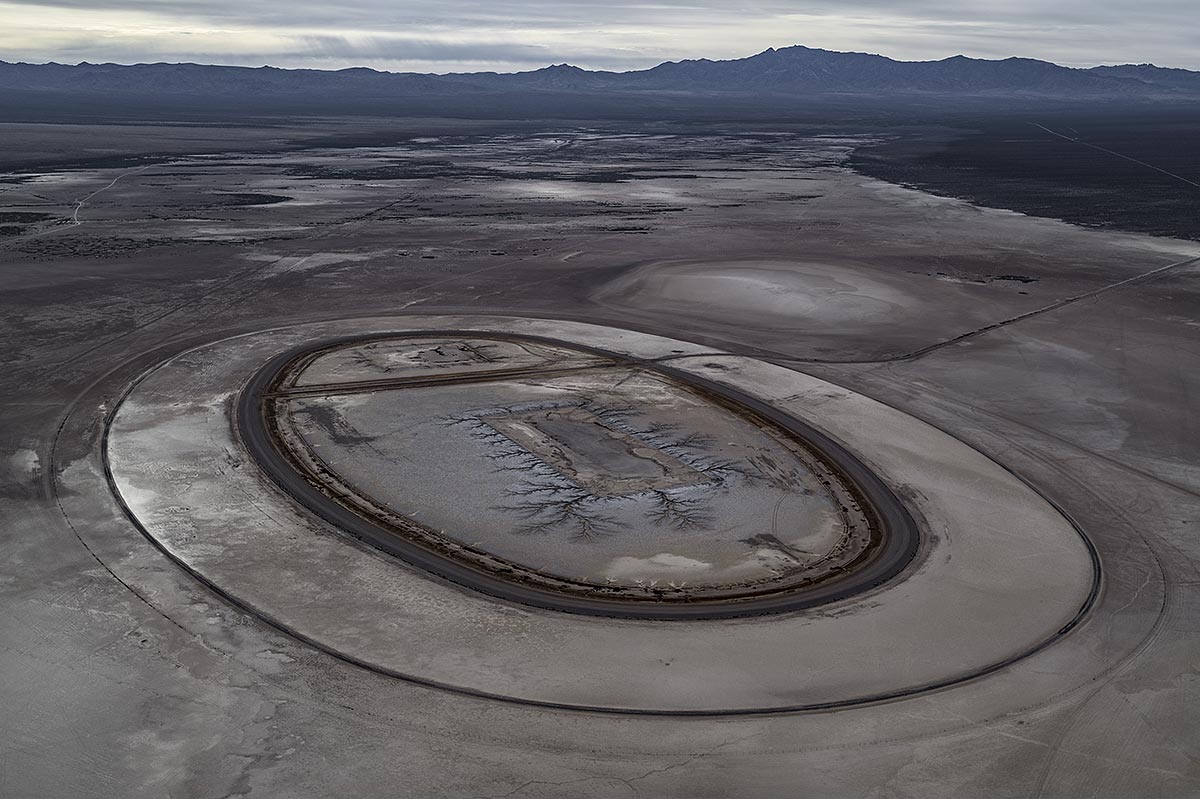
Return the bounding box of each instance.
[104,315,1097,714]
[237,332,919,618]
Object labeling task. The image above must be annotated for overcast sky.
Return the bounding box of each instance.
[1,0,1196,73]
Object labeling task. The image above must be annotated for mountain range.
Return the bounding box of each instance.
[3,45,1198,120]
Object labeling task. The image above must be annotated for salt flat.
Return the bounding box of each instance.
[2,121,1198,798]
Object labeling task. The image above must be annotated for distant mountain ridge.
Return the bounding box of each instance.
[2,45,1198,120]
[464,47,1200,97]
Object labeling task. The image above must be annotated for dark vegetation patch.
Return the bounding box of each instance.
[849,109,1200,241]
[16,236,194,259]
[0,212,56,223]
[0,226,25,236]
[13,153,164,174]
[205,193,292,206]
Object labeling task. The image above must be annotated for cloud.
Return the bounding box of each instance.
[0,0,1196,71]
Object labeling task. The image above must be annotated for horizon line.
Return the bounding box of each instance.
[0,44,1188,77]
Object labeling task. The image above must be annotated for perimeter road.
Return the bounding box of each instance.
[235,331,922,621]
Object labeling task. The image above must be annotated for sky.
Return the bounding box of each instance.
[1,0,1196,73]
